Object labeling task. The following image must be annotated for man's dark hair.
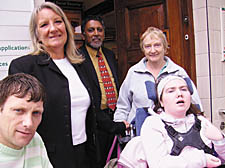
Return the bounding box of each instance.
[81,15,105,34]
[0,73,46,107]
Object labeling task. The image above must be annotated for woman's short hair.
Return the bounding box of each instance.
[140,27,169,54]
[29,2,84,64]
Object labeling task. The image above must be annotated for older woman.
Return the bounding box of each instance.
[114,26,202,124]
[8,2,94,168]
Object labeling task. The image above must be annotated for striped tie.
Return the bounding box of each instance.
[97,51,117,110]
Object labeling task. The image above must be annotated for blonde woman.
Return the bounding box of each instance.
[9,2,95,168]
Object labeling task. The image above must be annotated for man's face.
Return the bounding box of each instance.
[0,94,43,149]
[84,20,105,49]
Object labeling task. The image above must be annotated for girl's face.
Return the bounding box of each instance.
[160,79,191,119]
[142,35,165,64]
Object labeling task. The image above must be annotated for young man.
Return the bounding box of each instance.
[0,73,53,168]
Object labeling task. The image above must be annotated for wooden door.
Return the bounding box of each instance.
[114,0,196,85]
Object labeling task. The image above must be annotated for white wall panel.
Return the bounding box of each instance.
[0,0,34,11]
[0,71,8,80]
[0,55,20,71]
[0,11,31,26]
[0,0,34,79]
[0,26,30,41]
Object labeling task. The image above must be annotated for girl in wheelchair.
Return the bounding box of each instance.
[118,75,225,168]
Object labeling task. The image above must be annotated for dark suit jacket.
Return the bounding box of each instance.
[80,45,119,100]
[79,45,126,167]
[79,45,125,133]
[8,53,97,168]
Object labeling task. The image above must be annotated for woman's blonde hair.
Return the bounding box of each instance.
[140,27,169,54]
[29,2,84,64]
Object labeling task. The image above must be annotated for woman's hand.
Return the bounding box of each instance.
[205,153,221,168]
[123,120,130,129]
[202,120,224,141]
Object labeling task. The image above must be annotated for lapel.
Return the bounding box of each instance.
[80,45,119,91]
[36,53,63,75]
[80,46,101,88]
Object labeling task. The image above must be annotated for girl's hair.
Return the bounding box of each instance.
[29,2,84,64]
[140,26,169,54]
[154,75,203,116]
[153,102,203,116]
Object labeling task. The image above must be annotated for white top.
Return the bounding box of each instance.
[0,133,53,168]
[114,56,203,123]
[119,111,225,168]
[140,111,225,168]
[53,58,91,145]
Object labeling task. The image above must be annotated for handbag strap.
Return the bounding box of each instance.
[117,143,122,168]
[106,135,120,163]
[117,140,121,159]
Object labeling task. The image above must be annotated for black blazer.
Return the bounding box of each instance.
[79,46,125,134]
[79,46,126,168]
[80,45,119,97]
[8,53,97,168]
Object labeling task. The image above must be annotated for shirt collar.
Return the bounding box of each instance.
[134,57,168,74]
[159,59,168,75]
[86,45,103,58]
[160,112,195,125]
